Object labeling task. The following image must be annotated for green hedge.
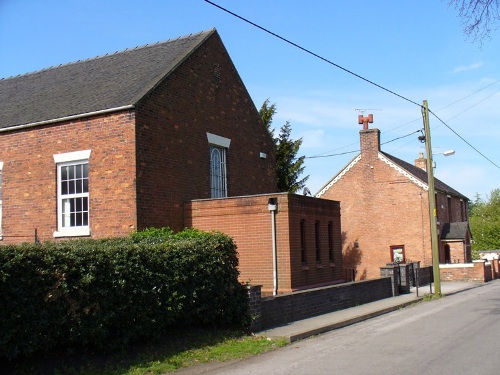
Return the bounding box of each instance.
[0,229,248,359]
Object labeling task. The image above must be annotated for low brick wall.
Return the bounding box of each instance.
[440,260,492,282]
[248,278,393,331]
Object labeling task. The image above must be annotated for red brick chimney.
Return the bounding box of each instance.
[415,152,427,171]
[358,114,380,161]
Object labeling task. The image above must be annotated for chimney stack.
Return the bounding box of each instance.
[359,114,380,160]
[415,152,427,171]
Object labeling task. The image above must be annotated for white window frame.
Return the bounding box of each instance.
[0,161,3,240]
[53,150,91,237]
[207,133,230,198]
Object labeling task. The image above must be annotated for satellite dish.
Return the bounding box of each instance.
[303,187,311,196]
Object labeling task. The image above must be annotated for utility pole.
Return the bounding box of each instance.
[422,100,441,295]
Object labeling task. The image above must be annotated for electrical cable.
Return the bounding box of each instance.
[204,0,422,108]
[381,129,422,145]
[304,149,359,159]
[205,0,499,169]
[429,109,500,170]
[304,129,421,159]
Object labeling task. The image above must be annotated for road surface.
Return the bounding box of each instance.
[179,280,500,375]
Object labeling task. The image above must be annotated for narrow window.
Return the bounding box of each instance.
[447,195,452,222]
[300,219,307,264]
[0,161,3,239]
[328,221,334,263]
[207,133,230,198]
[460,200,465,221]
[315,220,321,262]
[54,150,91,237]
[210,145,227,198]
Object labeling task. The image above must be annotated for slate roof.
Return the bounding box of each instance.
[380,152,468,199]
[0,29,215,130]
[317,150,468,200]
[441,222,470,240]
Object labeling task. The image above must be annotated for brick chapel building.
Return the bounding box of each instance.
[0,29,343,294]
[316,115,471,280]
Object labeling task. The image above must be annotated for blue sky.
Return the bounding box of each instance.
[1,0,499,200]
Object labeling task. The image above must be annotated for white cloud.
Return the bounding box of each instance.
[452,62,483,74]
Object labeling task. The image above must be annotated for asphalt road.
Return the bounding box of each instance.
[180,280,500,375]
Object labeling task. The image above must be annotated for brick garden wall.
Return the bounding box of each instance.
[251,278,394,330]
[440,260,492,282]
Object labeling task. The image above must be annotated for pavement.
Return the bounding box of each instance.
[257,281,485,342]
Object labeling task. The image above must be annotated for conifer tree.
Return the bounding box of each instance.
[259,99,309,193]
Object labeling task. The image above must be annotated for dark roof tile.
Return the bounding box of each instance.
[0,29,215,129]
[381,152,468,199]
[441,221,470,240]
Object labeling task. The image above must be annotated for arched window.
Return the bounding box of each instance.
[210,145,227,198]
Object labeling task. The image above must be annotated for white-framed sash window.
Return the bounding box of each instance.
[53,150,91,237]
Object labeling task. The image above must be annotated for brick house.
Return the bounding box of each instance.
[316,117,471,280]
[0,29,343,293]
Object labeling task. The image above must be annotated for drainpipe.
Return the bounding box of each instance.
[268,198,278,296]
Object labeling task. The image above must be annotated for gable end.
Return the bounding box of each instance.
[316,154,361,197]
[378,153,428,191]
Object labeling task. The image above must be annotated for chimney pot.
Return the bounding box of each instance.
[358,114,374,130]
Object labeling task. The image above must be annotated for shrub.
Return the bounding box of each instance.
[0,229,248,359]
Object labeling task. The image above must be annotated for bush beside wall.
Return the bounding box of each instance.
[0,229,248,359]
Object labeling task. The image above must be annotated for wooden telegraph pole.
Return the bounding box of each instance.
[422,100,441,295]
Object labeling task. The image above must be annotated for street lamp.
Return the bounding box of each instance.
[432,150,455,168]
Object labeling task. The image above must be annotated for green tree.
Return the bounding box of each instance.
[259,99,309,193]
[469,188,500,251]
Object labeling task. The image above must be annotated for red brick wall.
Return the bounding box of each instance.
[320,148,432,279]
[0,31,277,243]
[135,31,276,231]
[0,111,137,243]
[442,240,467,264]
[286,194,344,291]
[440,261,491,282]
[185,193,343,295]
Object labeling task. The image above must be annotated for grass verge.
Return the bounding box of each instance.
[1,328,288,375]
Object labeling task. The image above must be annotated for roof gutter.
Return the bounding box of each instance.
[0,105,135,133]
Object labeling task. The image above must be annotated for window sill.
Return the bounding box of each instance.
[315,263,323,269]
[54,229,91,238]
[301,264,309,271]
[329,263,336,268]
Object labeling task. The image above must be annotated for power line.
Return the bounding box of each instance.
[436,79,500,112]
[384,79,500,135]
[436,88,500,126]
[304,129,421,159]
[381,129,422,145]
[429,109,500,170]
[204,0,422,108]
[305,149,359,159]
[205,0,499,169]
